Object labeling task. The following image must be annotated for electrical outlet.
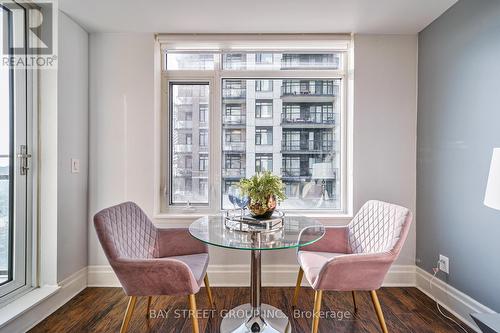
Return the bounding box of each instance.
[439,254,449,274]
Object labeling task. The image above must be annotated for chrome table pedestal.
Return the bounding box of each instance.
[188,215,324,333]
[220,250,291,333]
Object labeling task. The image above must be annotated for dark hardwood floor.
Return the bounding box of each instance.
[30,287,473,333]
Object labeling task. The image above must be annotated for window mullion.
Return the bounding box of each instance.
[210,71,222,212]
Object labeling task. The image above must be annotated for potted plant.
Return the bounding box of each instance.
[238,172,287,218]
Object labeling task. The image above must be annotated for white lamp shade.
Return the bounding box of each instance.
[312,162,335,179]
[484,148,500,211]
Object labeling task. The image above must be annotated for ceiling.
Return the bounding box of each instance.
[59,0,457,34]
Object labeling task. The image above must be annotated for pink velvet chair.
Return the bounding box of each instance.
[292,200,412,333]
[93,202,213,333]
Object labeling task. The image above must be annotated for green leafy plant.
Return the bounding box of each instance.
[238,171,287,208]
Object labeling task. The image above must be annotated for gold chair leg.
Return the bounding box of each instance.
[311,290,323,333]
[292,267,304,307]
[204,273,215,308]
[370,290,388,333]
[146,296,152,318]
[120,296,137,333]
[188,294,200,333]
[351,291,358,313]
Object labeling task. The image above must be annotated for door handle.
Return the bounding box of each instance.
[17,145,31,175]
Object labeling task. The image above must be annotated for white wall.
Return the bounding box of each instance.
[57,13,89,281]
[88,33,156,265]
[88,33,417,269]
[353,35,417,264]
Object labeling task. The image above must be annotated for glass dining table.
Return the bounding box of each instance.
[189,214,325,333]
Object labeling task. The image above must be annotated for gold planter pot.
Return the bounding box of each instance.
[248,195,277,219]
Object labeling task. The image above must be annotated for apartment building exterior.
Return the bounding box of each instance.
[171,53,341,209]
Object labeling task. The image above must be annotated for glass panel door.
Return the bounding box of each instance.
[0,2,31,300]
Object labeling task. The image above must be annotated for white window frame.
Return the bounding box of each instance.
[155,34,352,218]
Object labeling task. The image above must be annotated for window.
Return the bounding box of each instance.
[224,104,245,124]
[256,154,273,173]
[199,154,208,171]
[199,130,208,147]
[255,53,273,64]
[282,131,301,151]
[255,100,273,118]
[199,104,208,123]
[161,37,347,213]
[185,133,193,145]
[225,154,244,169]
[184,155,192,169]
[224,180,239,193]
[255,80,273,92]
[223,80,246,98]
[223,53,245,70]
[225,129,245,143]
[255,127,273,145]
[167,53,215,70]
[282,156,301,177]
[223,154,245,178]
[281,53,340,69]
[283,103,336,124]
[169,83,210,205]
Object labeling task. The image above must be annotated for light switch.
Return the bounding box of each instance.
[71,158,80,174]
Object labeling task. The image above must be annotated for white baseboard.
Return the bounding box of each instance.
[87,265,120,287]
[88,264,415,288]
[0,267,87,333]
[415,267,495,333]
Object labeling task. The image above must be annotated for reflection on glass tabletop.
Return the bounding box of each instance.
[189,215,325,250]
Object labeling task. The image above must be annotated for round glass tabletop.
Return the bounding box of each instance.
[189,215,325,251]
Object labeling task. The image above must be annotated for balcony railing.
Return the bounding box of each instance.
[281,113,337,125]
[223,88,246,99]
[281,54,340,70]
[174,144,193,153]
[223,115,246,125]
[281,167,312,178]
[223,168,246,177]
[192,170,208,178]
[173,168,193,177]
[281,140,334,152]
[0,155,9,181]
[281,83,337,97]
[223,142,246,151]
[174,120,193,129]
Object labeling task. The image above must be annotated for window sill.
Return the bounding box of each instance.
[0,285,60,328]
[154,211,353,222]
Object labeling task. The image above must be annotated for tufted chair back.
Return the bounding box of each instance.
[94,202,158,260]
[348,200,409,254]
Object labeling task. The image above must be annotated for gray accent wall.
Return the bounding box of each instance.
[417,0,500,311]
